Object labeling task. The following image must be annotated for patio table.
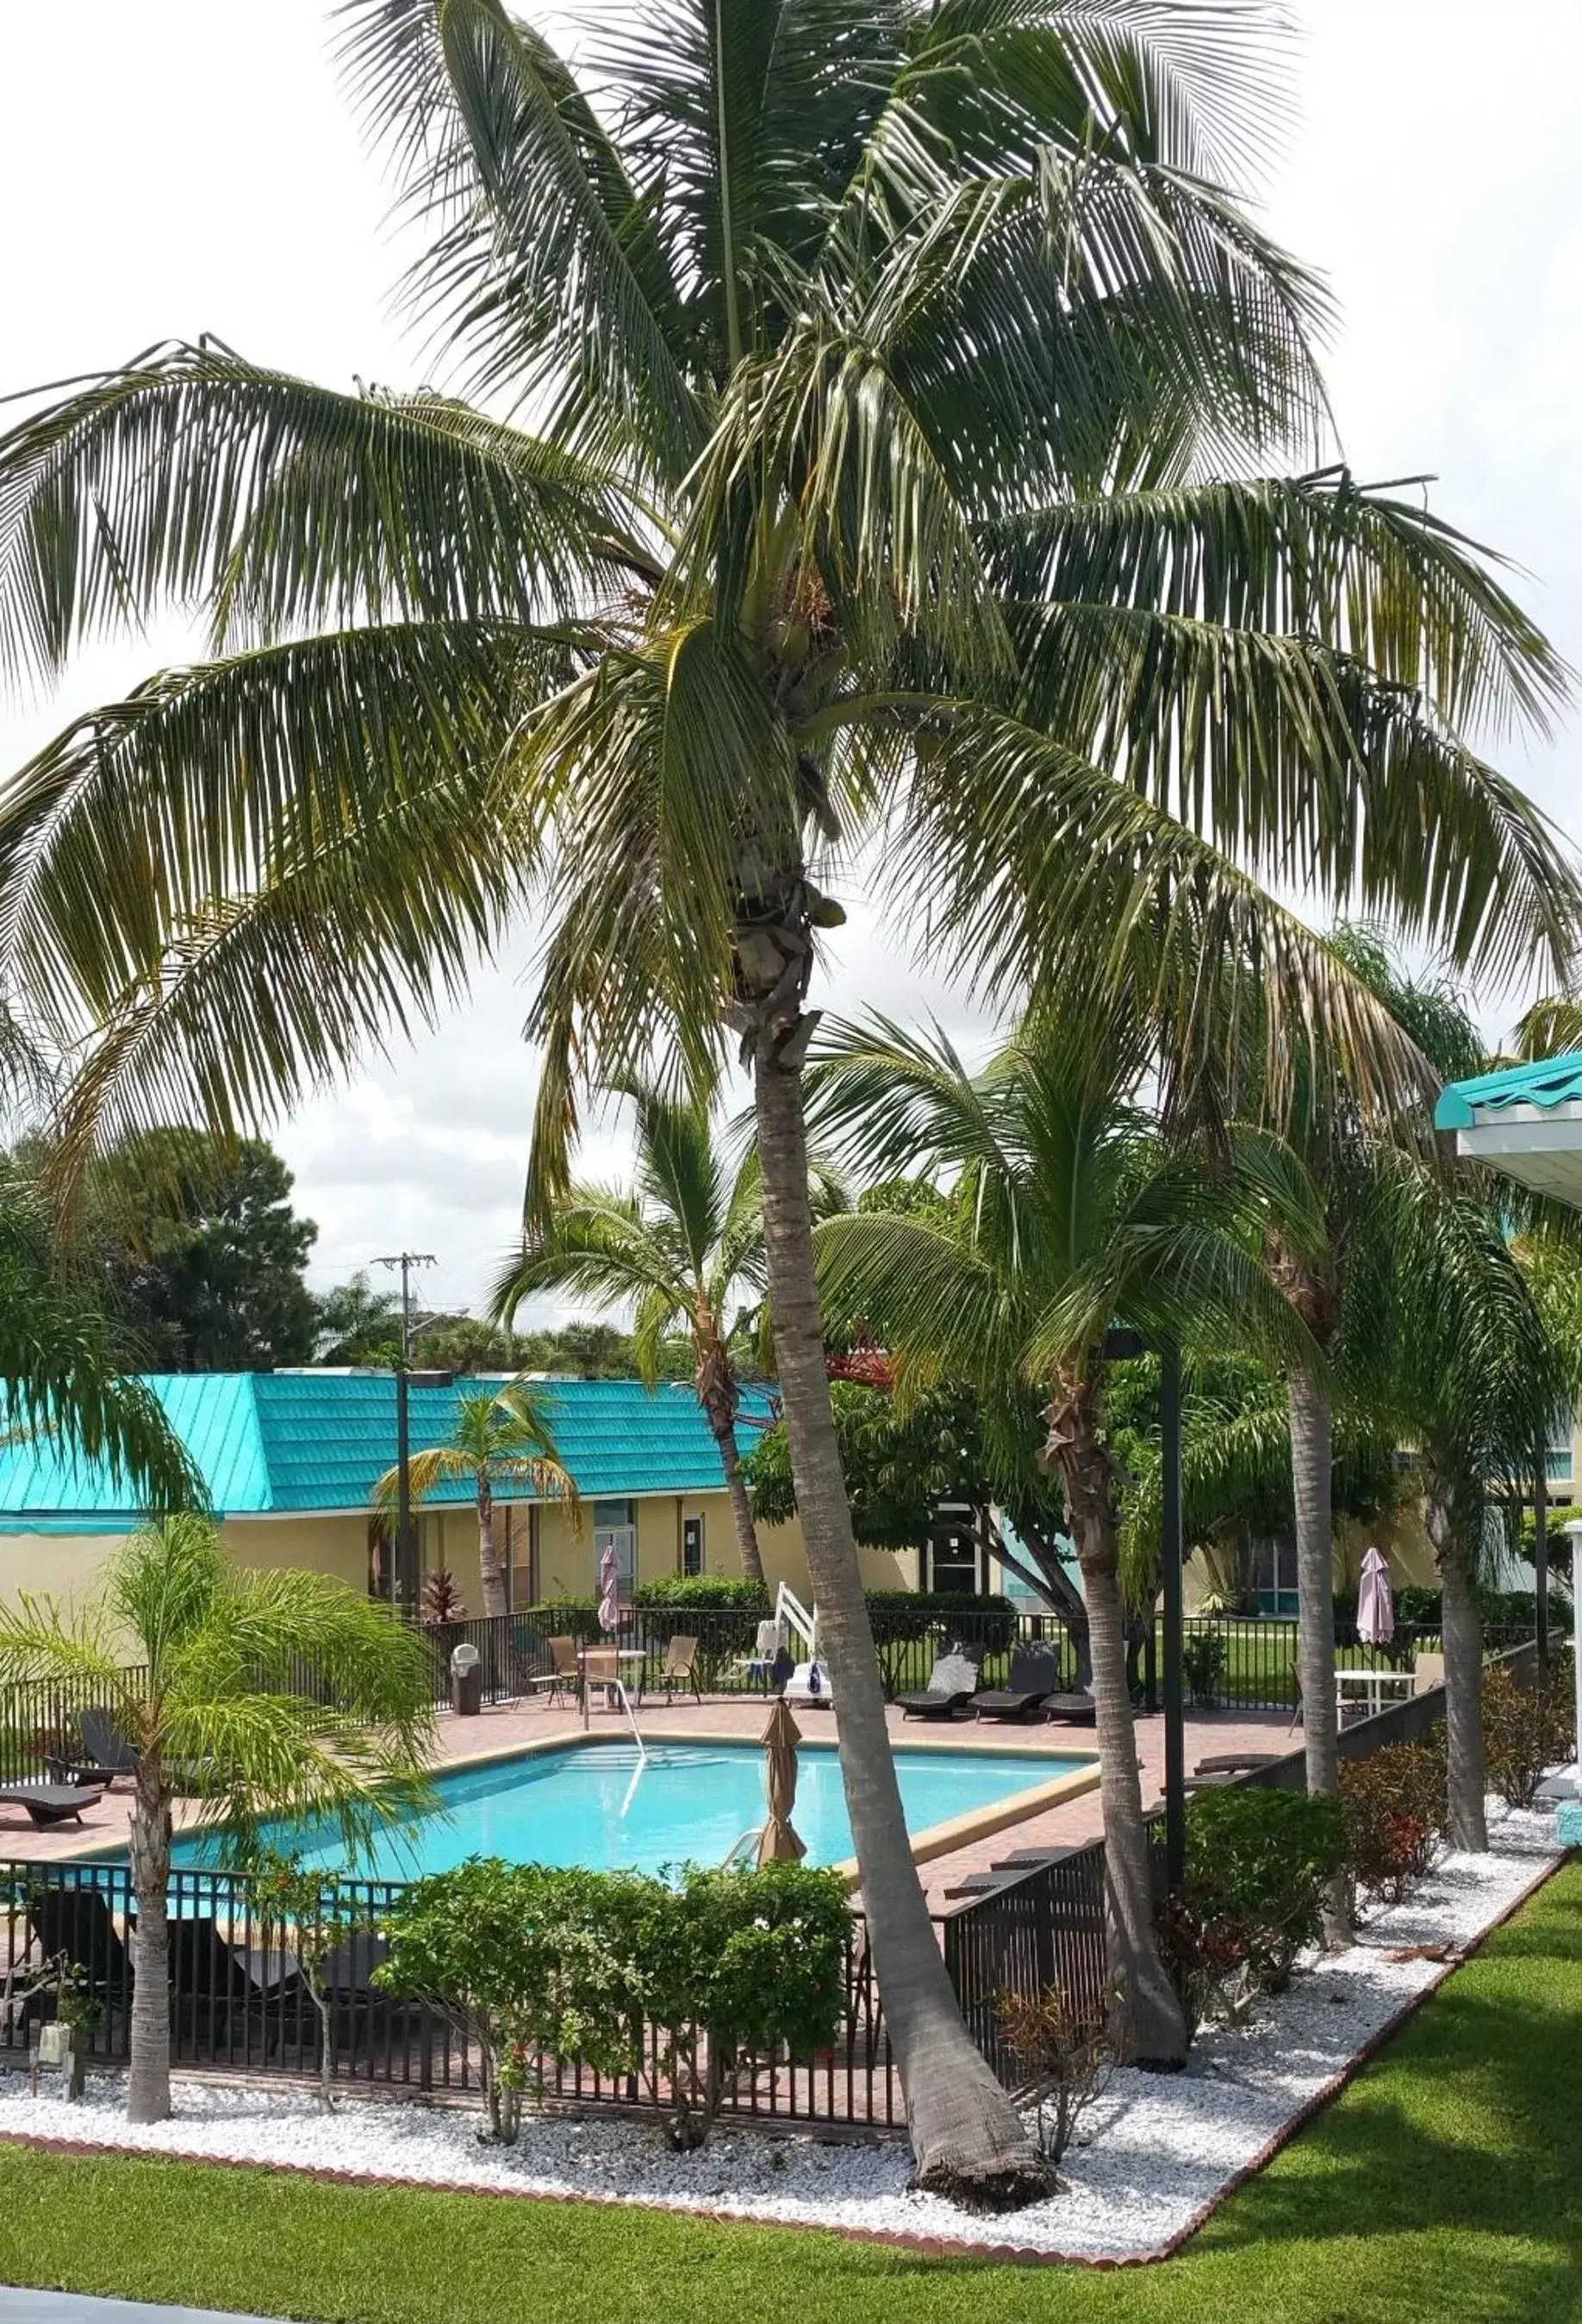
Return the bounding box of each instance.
[1336,1667,1413,1722]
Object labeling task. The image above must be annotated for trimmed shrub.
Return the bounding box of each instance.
[377,1857,851,2151]
[634,1577,770,1612]
[1481,1660,1577,1810]
[995,1983,1117,2165]
[526,1598,603,1643]
[1179,1786,1348,1997]
[1340,1736,1448,1902]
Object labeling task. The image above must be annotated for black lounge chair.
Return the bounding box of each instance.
[973,1644,1064,1722]
[896,1648,981,1719]
[78,1706,140,1786]
[0,1783,107,1829]
[1043,1692,1098,1725]
[23,1885,133,2032]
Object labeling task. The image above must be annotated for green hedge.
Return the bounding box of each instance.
[633,1577,769,1612]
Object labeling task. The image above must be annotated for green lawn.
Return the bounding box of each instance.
[0,1860,1577,2324]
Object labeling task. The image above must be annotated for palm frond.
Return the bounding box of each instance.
[0,343,626,684]
[335,0,704,478]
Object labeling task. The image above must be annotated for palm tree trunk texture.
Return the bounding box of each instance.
[1287,1364,1350,1946]
[1045,1393,1187,2065]
[127,1755,173,2124]
[476,1478,507,1620]
[1438,1536,1488,1852]
[701,1367,766,1583]
[753,1041,1049,2208]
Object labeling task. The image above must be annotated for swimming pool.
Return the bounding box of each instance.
[165,1739,1093,1881]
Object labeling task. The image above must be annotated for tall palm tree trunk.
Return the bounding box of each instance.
[127,1752,173,2124]
[1288,1364,1350,1945]
[1429,1505,1488,1851]
[1045,1390,1186,2065]
[752,1037,1049,2208]
[476,1476,507,1619]
[698,1345,765,1583]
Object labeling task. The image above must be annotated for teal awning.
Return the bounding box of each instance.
[1436,1050,1582,1207]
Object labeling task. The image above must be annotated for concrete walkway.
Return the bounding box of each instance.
[0,2297,278,2324]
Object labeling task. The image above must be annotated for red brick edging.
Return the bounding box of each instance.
[0,1851,1566,2273]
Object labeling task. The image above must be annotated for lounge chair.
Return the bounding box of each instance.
[0,1783,107,1829]
[78,1706,140,1786]
[1043,1692,1098,1725]
[639,1635,701,1706]
[972,1643,1063,1722]
[22,1885,133,2033]
[895,1648,981,1720]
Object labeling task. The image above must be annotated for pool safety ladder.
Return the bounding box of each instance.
[720,1827,764,1868]
[775,1580,834,1706]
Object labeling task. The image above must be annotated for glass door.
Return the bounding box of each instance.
[594,1498,638,1604]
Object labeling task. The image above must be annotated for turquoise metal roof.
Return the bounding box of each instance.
[0,1374,767,1529]
[1435,1051,1582,1131]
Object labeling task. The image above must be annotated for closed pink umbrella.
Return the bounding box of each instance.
[1357,1547,1395,1646]
[597,1542,620,1634]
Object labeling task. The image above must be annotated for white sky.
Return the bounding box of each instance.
[2,1,1579,1314]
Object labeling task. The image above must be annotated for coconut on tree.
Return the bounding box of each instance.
[0,1516,433,2123]
[806,999,1328,2063]
[493,1073,841,1586]
[0,0,1578,2203]
[375,1381,581,1621]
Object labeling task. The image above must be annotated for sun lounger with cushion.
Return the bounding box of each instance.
[972,1643,1063,1721]
[895,1648,981,1719]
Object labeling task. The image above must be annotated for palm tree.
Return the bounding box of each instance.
[376,1382,580,1620]
[0,2,1575,2202]
[0,1164,195,1511]
[493,1077,776,1582]
[1373,1183,1564,1848]
[807,1001,1323,2062]
[1241,931,1488,1939]
[0,1515,433,2122]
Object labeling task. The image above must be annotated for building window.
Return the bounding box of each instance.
[594,1498,638,1600]
[682,1513,704,1577]
[1253,1538,1299,1617]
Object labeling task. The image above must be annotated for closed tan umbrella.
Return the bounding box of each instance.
[757,1695,806,1864]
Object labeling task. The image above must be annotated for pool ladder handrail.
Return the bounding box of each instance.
[720,1826,763,1869]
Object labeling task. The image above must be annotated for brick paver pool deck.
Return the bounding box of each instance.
[0,1693,1294,1908]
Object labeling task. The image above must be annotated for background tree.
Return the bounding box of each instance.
[808,1003,1323,2063]
[85,1131,318,1371]
[497,1077,838,1584]
[313,1271,403,1366]
[0,1163,196,1512]
[1,0,1576,2206]
[0,1516,433,2122]
[376,1383,582,1620]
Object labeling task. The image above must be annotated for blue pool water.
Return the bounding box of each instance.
[165,1741,1086,1881]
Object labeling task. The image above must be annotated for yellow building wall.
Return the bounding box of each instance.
[753,1514,918,1598]
[0,1530,127,1614]
[223,1513,369,1592]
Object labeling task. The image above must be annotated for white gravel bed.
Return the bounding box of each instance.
[0,1801,1560,2264]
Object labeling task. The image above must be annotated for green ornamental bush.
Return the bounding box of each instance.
[377,1857,851,2150]
[1180,1629,1230,1707]
[1339,1736,1448,1903]
[1182,1785,1348,1995]
[1480,1660,1577,1810]
[633,1577,771,1612]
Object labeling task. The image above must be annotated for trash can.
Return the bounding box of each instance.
[450,1640,483,1717]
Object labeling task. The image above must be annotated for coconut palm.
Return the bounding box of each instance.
[807,1000,1324,2061]
[0,1515,433,2122]
[0,1,1576,2202]
[375,1381,580,1619]
[491,1076,812,1586]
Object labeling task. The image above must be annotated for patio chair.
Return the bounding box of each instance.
[1043,1692,1098,1725]
[895,1646,981,1719]
[78,1706,140,1786]
[640,1635,701,1706]
[726,1619,782,1692]
[1411,1651,1446,1695]
[22,1885,132,2030]
[972,1643,1064,1722]
[533,1635,582,1707]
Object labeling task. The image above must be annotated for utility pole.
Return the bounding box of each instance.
[376,1253,435,1614]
